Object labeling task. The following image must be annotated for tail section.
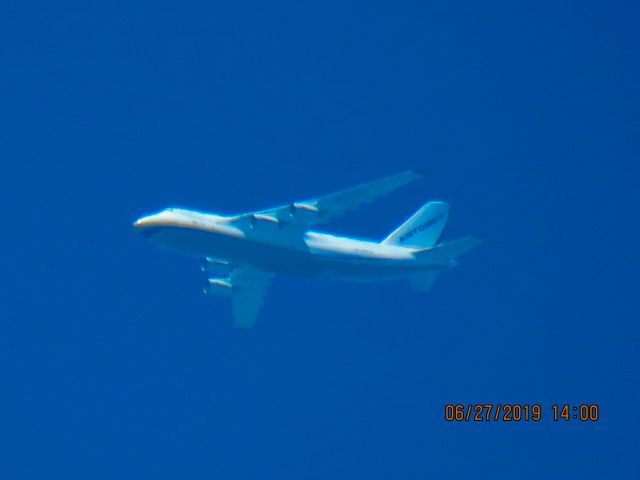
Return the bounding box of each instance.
[382,202,449,249]
[408,271,440,292]
[408,237,484,292]
[413,236,484,264]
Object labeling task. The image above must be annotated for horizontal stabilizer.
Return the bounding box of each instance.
[414,236,484,264]
[408,271,440,292]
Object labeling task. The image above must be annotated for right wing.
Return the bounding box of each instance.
[228,171,422,232]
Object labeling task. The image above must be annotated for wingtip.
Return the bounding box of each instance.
[233,324,255,330]
[472,235,487,245]
[393,170,424,182]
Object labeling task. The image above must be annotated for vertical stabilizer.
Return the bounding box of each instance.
[382,202,449,249]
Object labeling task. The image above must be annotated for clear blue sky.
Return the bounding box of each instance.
[1,1,638,478]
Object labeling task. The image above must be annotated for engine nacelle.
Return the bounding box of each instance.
[203,278,233,296]
[289,202,320,221]
[201,258,231,276]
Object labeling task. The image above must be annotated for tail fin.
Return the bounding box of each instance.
[382,202,449,249]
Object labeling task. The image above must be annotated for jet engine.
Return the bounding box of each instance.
[284,202,320,222]
[201,258,231,276]
[203,278,233,296]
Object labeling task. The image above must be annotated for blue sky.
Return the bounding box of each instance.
[1,1,638,478]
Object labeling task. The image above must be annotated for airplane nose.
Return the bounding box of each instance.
[133,212,170,232]
[133,215,154,229]
[133,215,161,238]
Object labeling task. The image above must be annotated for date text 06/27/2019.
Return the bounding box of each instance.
[444,404,599,422]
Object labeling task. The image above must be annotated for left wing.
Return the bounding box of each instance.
[203,261,274,328]
[230,266,274,328]
[229,171,422,231]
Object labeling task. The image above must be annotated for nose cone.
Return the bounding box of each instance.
[133,215,152,230]
[133,212,165,232]
[133,209,182,236]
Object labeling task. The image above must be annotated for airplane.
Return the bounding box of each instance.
[133,171,483,328]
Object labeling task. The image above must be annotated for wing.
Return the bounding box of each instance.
[229,171,422,231]
[230,266,274,328]
[202,260,274,329]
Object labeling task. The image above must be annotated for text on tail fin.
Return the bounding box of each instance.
[382,201,449,249]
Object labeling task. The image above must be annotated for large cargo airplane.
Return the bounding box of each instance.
[134,172,482,328]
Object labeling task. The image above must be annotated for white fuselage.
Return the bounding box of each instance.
[134,208,443,281]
